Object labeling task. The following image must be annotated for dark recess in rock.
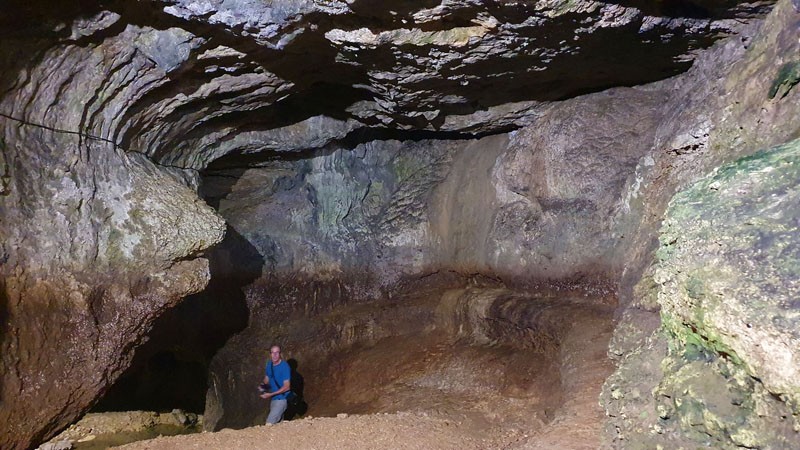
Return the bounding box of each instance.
[94,225,259,414]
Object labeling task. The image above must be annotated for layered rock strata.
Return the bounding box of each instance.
[204,274,615,435]
[0,119,225,449]
[0,10,227,448]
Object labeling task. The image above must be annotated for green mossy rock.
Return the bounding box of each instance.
[655,138,800,447]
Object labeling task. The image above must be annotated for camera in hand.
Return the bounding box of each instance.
[258,383,269,394]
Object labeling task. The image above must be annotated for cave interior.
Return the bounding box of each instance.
[1,0,800,449]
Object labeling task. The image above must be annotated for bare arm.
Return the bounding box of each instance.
[274,379,291,396]
[259,375,270,399]
[260,378,290,399]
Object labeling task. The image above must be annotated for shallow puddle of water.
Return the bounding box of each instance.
[72,424,200,449]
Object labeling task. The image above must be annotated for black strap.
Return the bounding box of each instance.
[268,363,277,392]
[269,362,287,393]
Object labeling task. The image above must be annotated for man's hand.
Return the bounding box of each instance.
[259,392,272,399]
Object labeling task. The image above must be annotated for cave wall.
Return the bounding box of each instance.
[0,12,227,450]
[602,1,800,447]
[204,83,665,287]
[0,121,225,449]
[202,0,800,442]
[201,58,667,431]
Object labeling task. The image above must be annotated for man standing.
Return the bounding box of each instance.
[260,345,291,424]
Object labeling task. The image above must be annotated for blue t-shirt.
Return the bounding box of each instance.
[265,360,291,400]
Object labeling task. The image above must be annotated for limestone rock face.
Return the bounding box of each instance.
[601,1,800,447]
[159,0,796,434]
[197,79,656,433]
[0,119,225,449]
[1,0,769,172]
[0,31,226,447]
[204,102,658,289]
[151,0,762,136]
[604,140,800,449]
[654,140,800,447]
[201,101,655,426]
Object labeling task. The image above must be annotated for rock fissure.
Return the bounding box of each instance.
[0,111,118,147]
[0,111,204,173]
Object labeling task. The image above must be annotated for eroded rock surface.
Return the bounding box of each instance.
[0,25,226,446]
[602,1,800,447]
[203,100,658,288]
[656,140,800,447]
[605,140,800,450]
[200,90,660,428]
[0,122,225,449]
[1,0,769,173]
[203,274,616,448]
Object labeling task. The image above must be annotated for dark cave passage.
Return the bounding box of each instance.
[92,216,261,416]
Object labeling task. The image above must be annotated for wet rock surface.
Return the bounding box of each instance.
[655,140,800,447]
[42,410,201,450]
[604,139,800,450]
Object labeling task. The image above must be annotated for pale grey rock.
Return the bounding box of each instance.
[132,27,202,73]
[161,0,352,48]
[68,10,120,40]
[167,115,359,169]
[37,442,73,450]
[0,115,225,448]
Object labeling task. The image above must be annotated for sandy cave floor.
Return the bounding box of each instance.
[117,293,615,450]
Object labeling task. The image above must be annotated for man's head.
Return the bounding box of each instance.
[270,345,282,364]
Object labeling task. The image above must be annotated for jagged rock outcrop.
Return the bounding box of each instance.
[602,1,800,447]
[656,139,800,447]
[605,139,800,449]
[0,8,227,448]
[0,122,225,449]
[1,0,768,172]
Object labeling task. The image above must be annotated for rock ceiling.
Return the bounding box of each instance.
[0,0,773,170]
